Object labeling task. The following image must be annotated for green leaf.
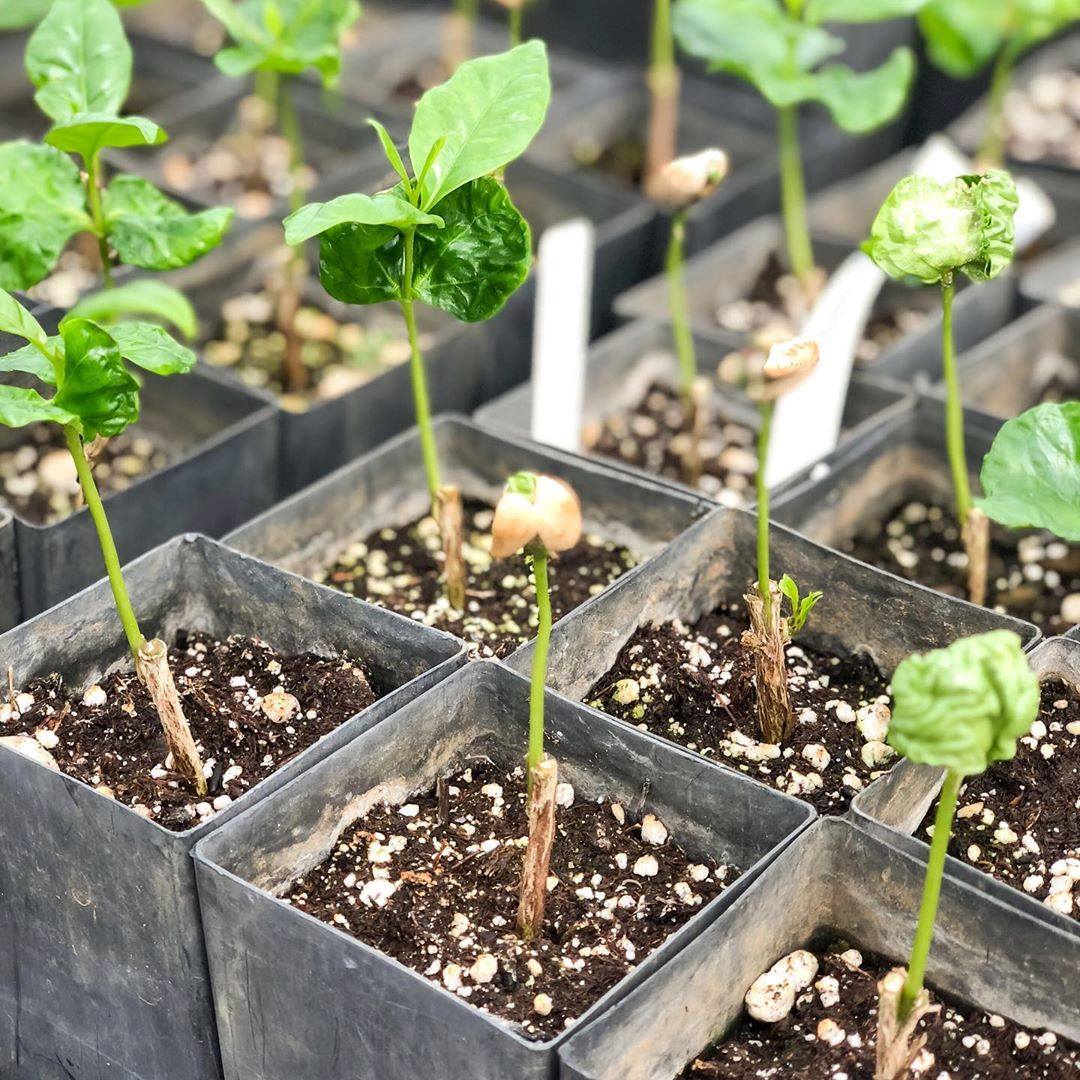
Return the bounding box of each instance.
[283,191,443,245]
[412,176,532,323]
[45,114,167,160]
[801,48,915,133]
[977,402,1080,541]
[0,288,48,347]
[26,0,132,123]
[0,141,92,291]
[862,170,1017,285]
[0,343,58,385]
[409,41,551,210]
[103,175,234,271]
[0,385,77,429]
[0,0,51,30]
[317,221,404,306]
[105,322,197,376]
[806,0,930,23]
[888,630,1040,775]
[69,281,198,339]
[367,118,411,191]
[214,42,268,77]
[52,319,139,439]
[778,573,823,634]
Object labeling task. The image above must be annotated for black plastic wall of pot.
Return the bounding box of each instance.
[0,510,18,633]
[224,414,710,618]
[851,635,1080,941]
[559,817,1080,1080]
[1021,235,1080,310]
[0,534,465,1080]
[192,658,815,1080]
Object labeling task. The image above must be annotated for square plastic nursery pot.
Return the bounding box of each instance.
[0,534,465,1080]
[558,817,1080,1080]
[851,634,1080,939]
[1021,234,1080,310]
[191,659,815,1080]
[475,319,911,500]
[0,510,18,633]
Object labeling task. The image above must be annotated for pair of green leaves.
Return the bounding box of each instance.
[672,0,921,133]
[200,0,361,87]
[284,42,550,323]
[889,629,1039,775]
[0,289,194,440]
[862,170,1018,285]
[778,573,822,633]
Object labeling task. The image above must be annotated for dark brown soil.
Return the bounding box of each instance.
[283,758,737,1040]
[314,500,638,658]
[1,631,379,831]
[842,497,1080,635]
[916,678,1080,923]
[0,424,167,526]
[584,600,892,815]
[584,380,758,504]
[683,942,1079,1077]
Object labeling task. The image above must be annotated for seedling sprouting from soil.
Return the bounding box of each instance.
[920,0,1080,166]
[284,43,550,610]
[673,0,922,292]
[0,0,233,328]
[490,470,582,939]
[876,629,1038,1078]
[0,289,207,794]
[863,169,1018,606]
[645,0,680,197]
[743,336,822,744]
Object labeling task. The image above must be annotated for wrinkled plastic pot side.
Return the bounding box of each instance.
[1021,235,1080,310]
[0,511,17,633]
[0,535,464,1080]
[852,635,1080,939]
[559,817,1080,1080]
[192,659,815,1080]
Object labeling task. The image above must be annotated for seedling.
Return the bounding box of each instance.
[877,629,1039,1077]
[493,0,534,47]
[919,0,1080,166]
[490,470,583,939]
[645,0,680,197]
[284,43,551,610]
[863,170,1019,606]
[0,289,207,795]
[0,0,233,329]
[673,0,924,290]
[743,336,822,744]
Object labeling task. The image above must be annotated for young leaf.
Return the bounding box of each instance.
[0,385,78,429]
[888,630,1039,775]
[805,0,929,23]
[104,323,197,376]
[103,176,234,270]
[409,41,551,210]
[45,114,167,160]
[799,48,915,134]
[25,0,133,122]
[317,223,404,307]
[0,141,92,290]
[69,281,198,339]
[367,119,412,191]
[0,343,59,385]
[778,573,823,634]
[52,319,140,440]
[977,402,1080,542]
[0,288,48,347]
[283,192,443,246]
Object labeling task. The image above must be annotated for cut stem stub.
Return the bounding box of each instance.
[742,581,792,745]
[963,506,990,608]
[437,484,466,611]
[517,753,558,940]
[875,966,939,1080]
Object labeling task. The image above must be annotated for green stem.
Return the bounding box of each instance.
[527,545,551,780]
[255,67,279,115]
[979,46,1016,168]
[64,425,144,658]
[651,0,674,75]
[667,209,696,397]
[85,152,115,289]
[401,229,441,502]
[277,76,307,214]
[777,107,813,284]
[941,278,971,525]
[508,5,523,47]
[756,400,774,619]
[900,768,962,1020]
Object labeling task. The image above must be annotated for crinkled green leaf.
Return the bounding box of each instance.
[412,176,531,323]
[806,0,930,23]
[26,0,132,122]
[0,342,59,385]
[284,192,442,245]
[45,114,167,161]
[862,170,1017,285]
[889,630,1040,775]
[317,221,403,306]
[410,41,551,210]
[798,48,915,133]
[0,141,91,291]
[69,281,198,339]
[0,288,48,347]
[103,175,234,270]
[52,319,139,439]
[977,402,1080,541]
[105,322,197,376]
[0,385,77,429]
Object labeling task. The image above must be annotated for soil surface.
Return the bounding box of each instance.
[284,758,737,1040]
[842,497,1080,635]
[0,424,167,526]
[683,942,1079,1077]
[26,245,102,309]
[1003,68,1080,169]
[1,631,378,831]
[585,600,891,815]
[315,500,638,658]
[584,379,758,504]
[917,677,1080,924]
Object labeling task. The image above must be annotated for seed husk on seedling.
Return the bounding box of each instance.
[0,289,207,795]
[283,43,551,612]
[490,470,583,939]
[875,629,1039,1077]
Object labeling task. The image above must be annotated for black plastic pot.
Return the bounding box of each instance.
[559,817,1080,1080]
[1021,234,1080,310]
[192,658,815,1080]
[0,509,17,633]
[0,534,465,1080]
